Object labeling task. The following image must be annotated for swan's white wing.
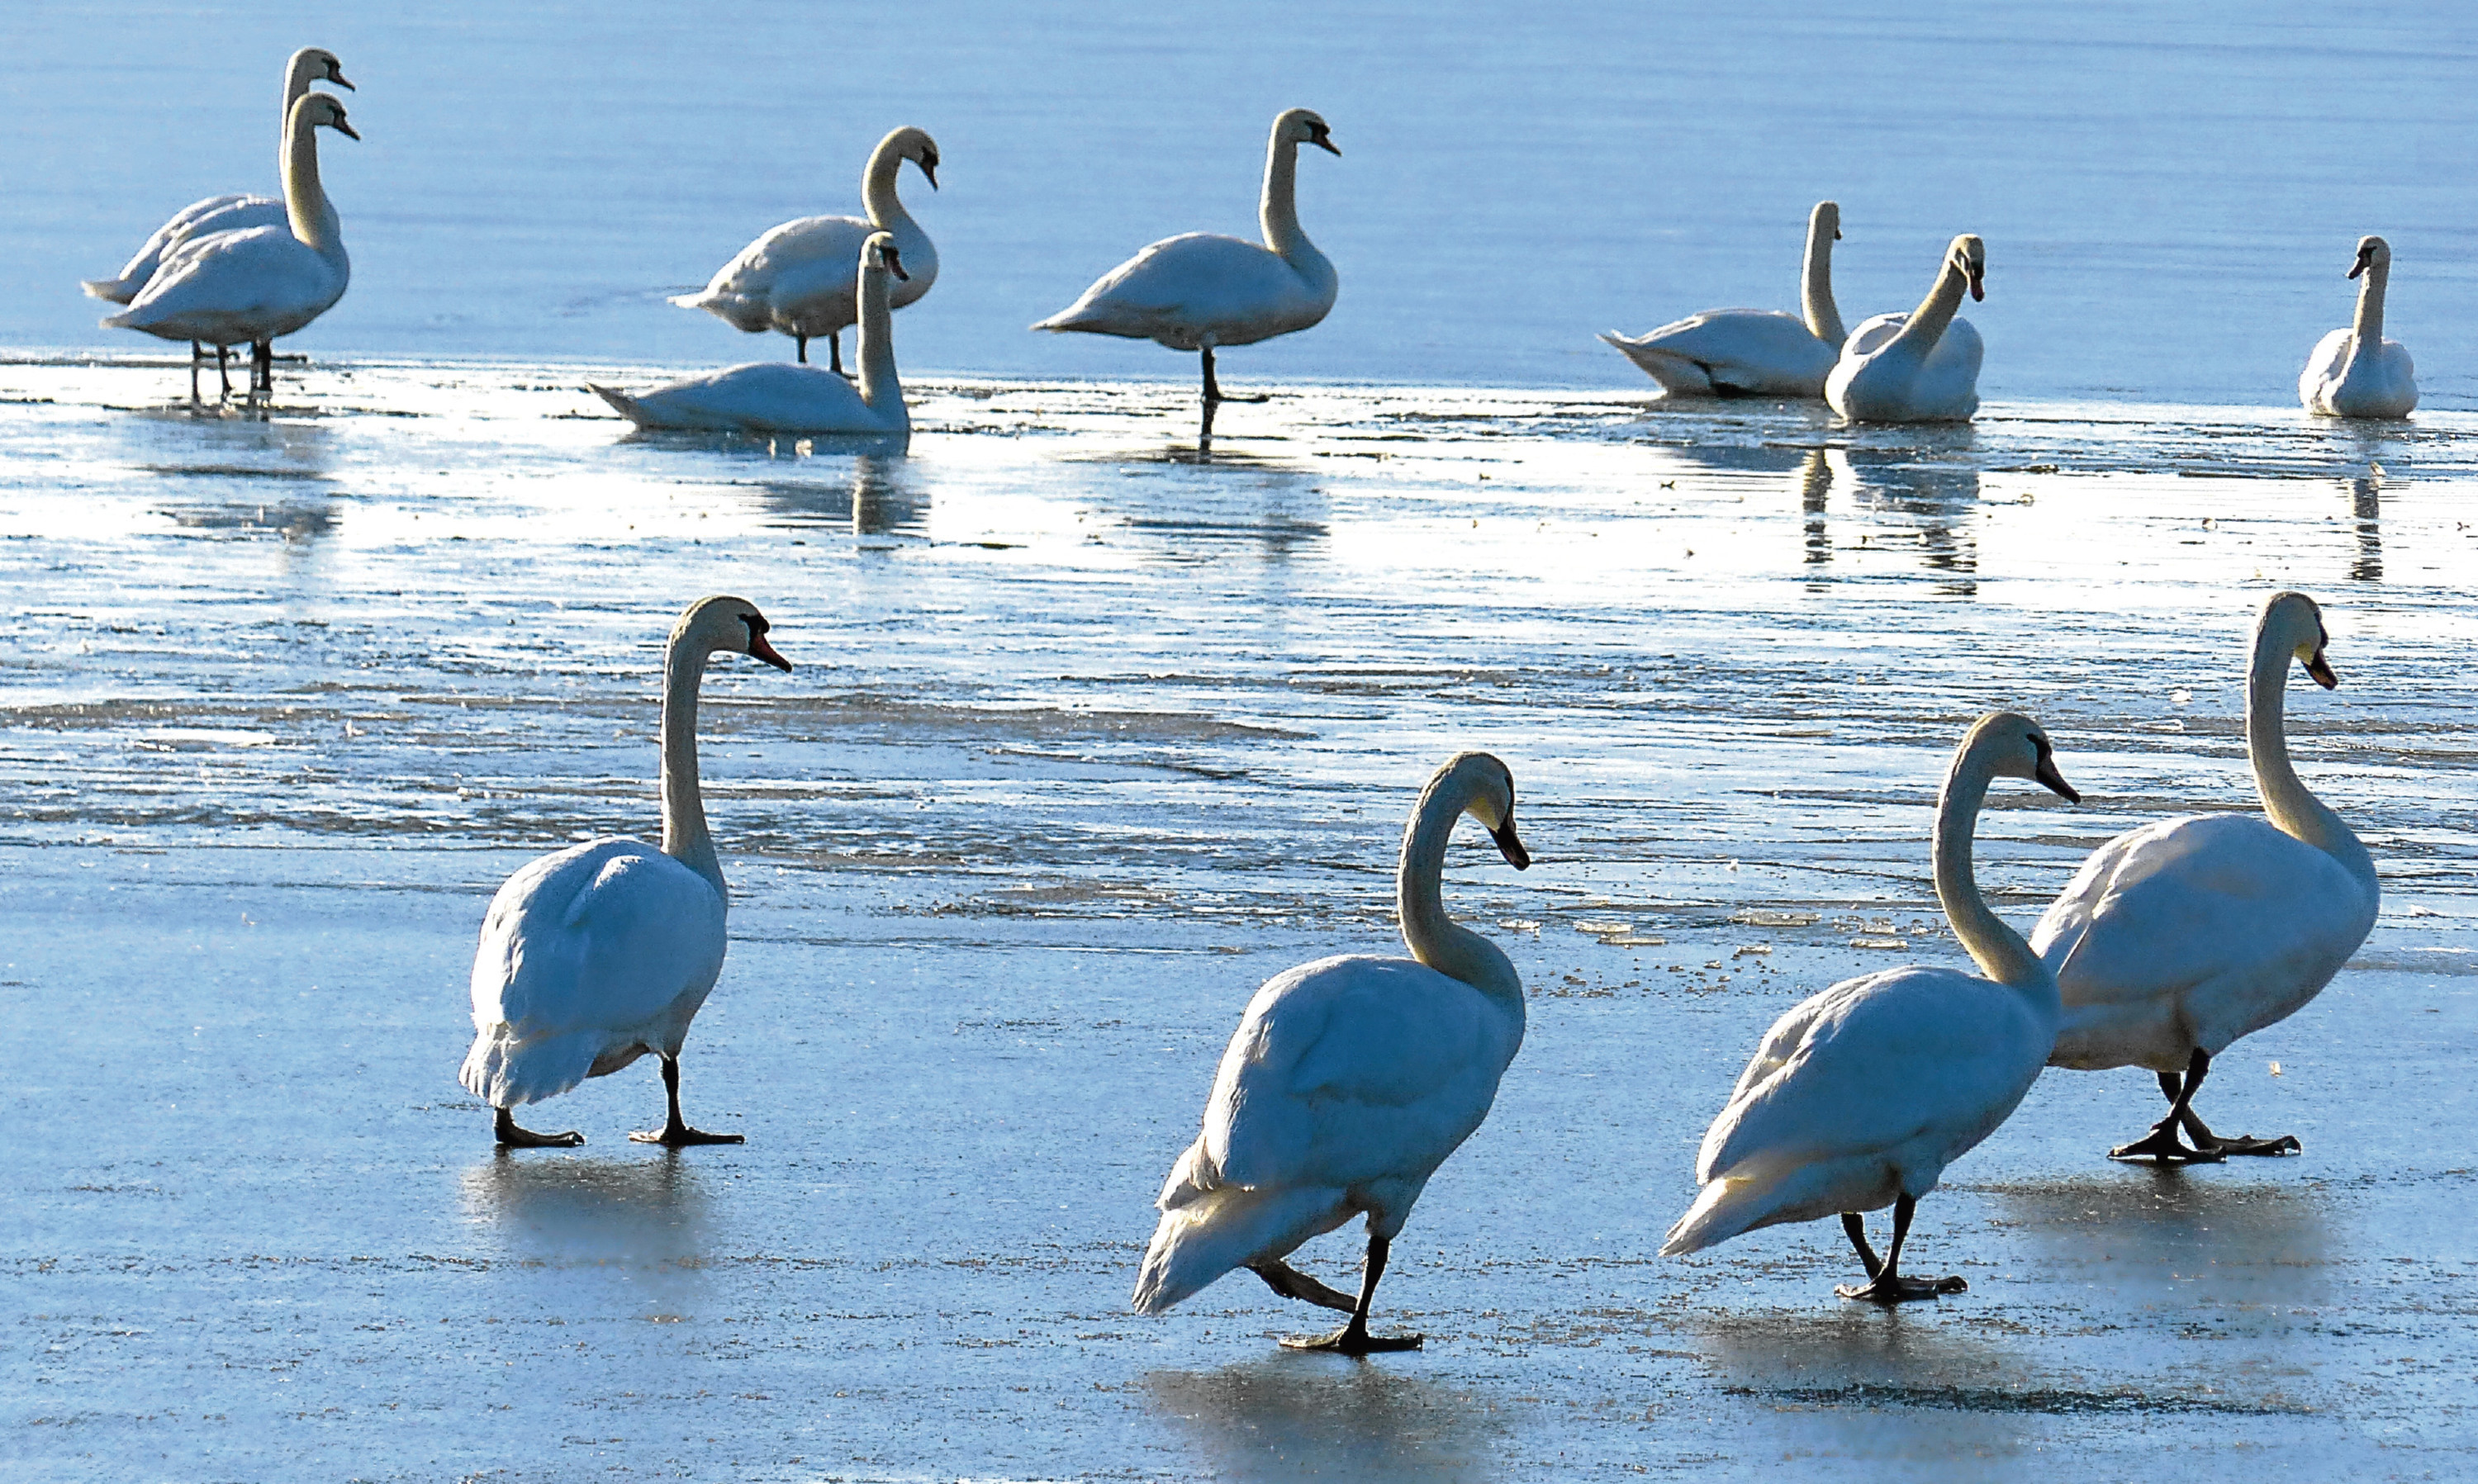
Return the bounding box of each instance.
[86,192,274,299]
[471,837,727,1040]
[104,225,345,343]
[1602,310,1835,396]
[1198,954,1518,1196]
[2298,328,2354,408]
[591,363,883,434]
[1037,233,1330,348]
[674,214,870,325]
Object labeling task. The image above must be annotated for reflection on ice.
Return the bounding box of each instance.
[457,1150,714,1268]
[1985,1170,2333,1306]
[1147,1357,1502,1484]
[2349,474,2382,582]
[753,452,928,536]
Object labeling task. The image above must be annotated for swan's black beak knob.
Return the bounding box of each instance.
[1490,817,1531,870]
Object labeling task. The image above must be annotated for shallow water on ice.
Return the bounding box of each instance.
[2,363,2476,1482]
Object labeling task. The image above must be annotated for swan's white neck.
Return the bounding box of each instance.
[861,141,920,237]
[281,107,342,258]
[1931,749,2053,995]
[280,54,320,152]
[658,634,727,902]
[2247,632,2375,884]
[2348,259,2389,358]
[1259,131,1330,284]
[1889,254,1970,358]
[1397,778,1521,1006]
[1802,215,1844,346]
[855,261,907,428]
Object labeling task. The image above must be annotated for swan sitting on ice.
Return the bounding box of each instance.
[1664,713,2079,1302]
[596,234,912,437]
[101,92,358,400]
[1825,235,1985,423]
[2300,236,2416,419]
[1602,200,1846,398]
[2034,591,2379,1161]
[1133,752,1531,1354]
[672,126,939,376]
[1035,107,1340,443]
[461,597,792,1149]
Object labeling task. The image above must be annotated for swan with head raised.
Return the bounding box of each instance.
[460,596,793,1149]
[2300,236,2416,419]
[1602,201,1846,398]
[1664,712,2078,1302]
[1133,751,1531,1354]
[672,126,939,376]
[1825,234,1984,423]
[2034,591,2379,1162]
[597,234,912,437]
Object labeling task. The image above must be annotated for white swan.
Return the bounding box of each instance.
[596,234,911,437]
[1601,200,1846,398]
[1825,234,1985,423]
[1133,751,1531,1354]
[1664,712,2078,1302]
[2034,591,2379,1162]
[672,126,939,376]
[460,596,792,1148]
[100,92,357,400]
[1034,107,1340,442]
[2300,236,2416,419]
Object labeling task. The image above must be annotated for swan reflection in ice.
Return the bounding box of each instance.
[1988,1170,2333,1308]
[753,452,926,536]
[1146,1358,1501,1484]
[1816,447,1982,593]
[2348,473,2382,582]
[458,1151,714,1269]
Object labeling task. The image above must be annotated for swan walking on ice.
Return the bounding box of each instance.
[1664,713,2079,1302]
[597,234,912,437]
[1035,108,1340,445]
[100,92,358,401]
[83,46,354,400]
[1602,200,1846,398]
[2034,592,2378,1162]
[1825,234,1985,423]
[2300,236,2416,419]
[1133,752,1531,1354]
[672,126,939,376]
[459,597,793,1149]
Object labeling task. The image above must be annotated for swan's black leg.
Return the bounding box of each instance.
[495,1105,583,1149]
[2172,1050,2301,1156]
[795,334,808,364]
[1835,1195,1968,1303]
[1251,1259,1359,1313]
[630,1054,744,1147]
[1841,1211,1883,1278]
[828,331,846,377]
[251,339,274,399]
[188,341,204,403]
[1280,1231,1423,1354]
[2109,1050,2224,1163]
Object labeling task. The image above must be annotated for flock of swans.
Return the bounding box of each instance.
[87,50,2421,430]
[456,590,2375,1351]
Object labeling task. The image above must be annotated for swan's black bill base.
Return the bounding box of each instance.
[1251,1259,1358,1313]
[1835,1197,1963,1304]
[494,1106,584,1149]
[629,1054,744,1148]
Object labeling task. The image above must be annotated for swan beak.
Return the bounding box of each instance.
[885,247,910,282]
[330,69,356,91]
[1311,130,1341,157]
[332,117,361,141]
[1489,818,1531,870]
[2347,254,2368,281]
[2034,754,2080,805]
[919,159,939,190]
[1968,268,1985,302]
[748,634,793,672]
[2305,647,2339,689]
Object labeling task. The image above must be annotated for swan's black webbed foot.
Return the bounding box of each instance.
[1835,1272,1968,1304]
[1280,1324,1423,1354]
[629,1124,744,1147]
[494,1107,583,1148]
[2195,1130,2301,1158]
[2108,1122,2224,1164]
[1251,1259,1359,1313]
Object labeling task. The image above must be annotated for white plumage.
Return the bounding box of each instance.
[2035,590,2379,1161]
[1825,234,1985,423]
[2299,236,2416,419]
[1602,200,1846,398]
[1134,751,1531,1354]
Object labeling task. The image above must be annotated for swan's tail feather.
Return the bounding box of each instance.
[460,1024,603,1109]
[587,383,645,424]
[1132,1183,1346,1316]
[1600,333,1711,396]
[99,309,143,331]
[83,277,142,304]
[1661,1176,1767,1257]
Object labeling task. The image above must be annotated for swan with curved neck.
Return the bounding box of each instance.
[1034,107,1340,444]
[2300,235,2417,418]
[597,234,912,436]
[1825,233,1986,423]
[101,92,358,401]
[1602,200,1846,398]
[1133,751,1530,1354]
[672,126,939,375]
[460,596,792,1148]
[1664,712,2078,1303]
[2035,591,2379,1161]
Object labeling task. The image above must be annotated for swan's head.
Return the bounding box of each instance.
[862,230,909,282]
[881,126,940,189]
[2347,235,2390,281]
[2262,590,2338,690]
[1277,108,1340,157]
[291,92,359,141]
[290,47,354,92]
[1429,751,1529,870]
[1812,200,1841,241]
[673,595,792,672]
[1963,711,2079,804]
[1949,235,1986,301]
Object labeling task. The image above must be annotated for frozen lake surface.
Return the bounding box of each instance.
[2,358,2474,1480]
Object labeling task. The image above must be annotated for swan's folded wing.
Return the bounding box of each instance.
[1042,234,1320,338]
[116,226,335,325]
[473,842,728,1038]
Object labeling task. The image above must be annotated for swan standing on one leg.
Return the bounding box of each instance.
[1825,234,1985,423]
[1601,200,1846,398]
[2300,236,2416,419]
[459,597,793,1149]
[1133,752,1531,1354]
[1033,108,1340,445]
[2034,591,2378,1163]
[672,126,939,376]
[1664,713,2079,1303]
[100,92,358,401]
[595,234,913,437]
